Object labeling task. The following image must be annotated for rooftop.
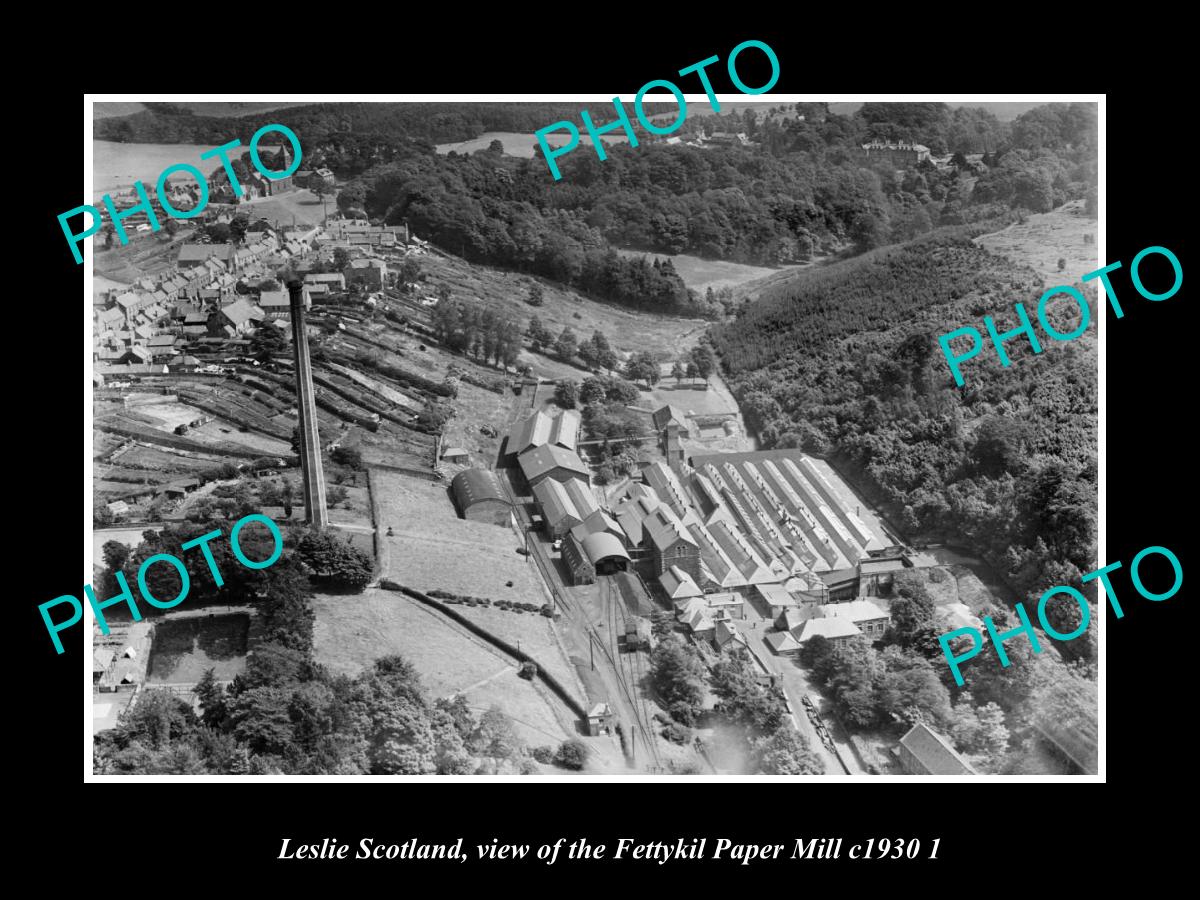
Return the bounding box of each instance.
[899,723,977,776]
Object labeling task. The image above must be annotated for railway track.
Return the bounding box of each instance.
[499,472,662,770]
[601,576,663,771]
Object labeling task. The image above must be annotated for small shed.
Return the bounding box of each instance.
[585,703,614,736]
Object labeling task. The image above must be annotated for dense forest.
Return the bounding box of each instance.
[95,102,1096,283]
[95,101,674,150]
[710,229,1098,630]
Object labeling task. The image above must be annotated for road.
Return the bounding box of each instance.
[737,599,865,775]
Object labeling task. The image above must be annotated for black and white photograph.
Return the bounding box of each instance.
[80,95,1101,780]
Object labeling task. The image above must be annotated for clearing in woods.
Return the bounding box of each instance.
[973,200,1098,284]
[418,252,710,360]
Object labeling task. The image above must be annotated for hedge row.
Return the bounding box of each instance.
[382,581,585,720]
[425,589,552,617]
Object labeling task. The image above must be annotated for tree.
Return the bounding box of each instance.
[296,530,374,591]
[884,574,937,649]
[488,139,505,154]
[102,539,131,572]
[110,689,198,751]
[337,183,366,214]
[526,315,552,352]
[195,668,228,729]
[469,706,522,759]
[950,692,1010,766]
[527,282,544,306]
[710,652,787,736]
[582,331,612,372]
[579,377,607,406]
[648,635,706,724]
[755,728,825,774]
[690,345,716,384]
[553,326,578,362]
[553,738,588,770]
[400,257,421,286]
[671,360,685,384]
[281,479,294,518]
[554,379,578,409]
[103,224,115,249]
[331,445,363,470]
[333,247,352,271]
[249,323,288,362]
[625,351,659,387]
[205,223,232,244]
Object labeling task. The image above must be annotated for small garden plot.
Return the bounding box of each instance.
[146,614,250,684]
[128,400,201,433]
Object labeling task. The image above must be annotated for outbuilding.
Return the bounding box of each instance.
[450,468,512,527]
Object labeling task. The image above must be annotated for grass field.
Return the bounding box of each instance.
[235,189,332,229]
[974,200,1098,284]
[312,588,572,746]
[615,248,782,296]
[94,102,307,120]
[372,470,547,607]
[419,253,711,361]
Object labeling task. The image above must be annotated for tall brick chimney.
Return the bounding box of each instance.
[288,279,328,527]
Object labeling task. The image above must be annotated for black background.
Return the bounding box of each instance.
[19,25,1190,886]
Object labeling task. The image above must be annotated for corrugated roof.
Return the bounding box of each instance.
[451,468,508,510]
[899,723,977,775]
[560,478,598,519]
[533,478,584,531]
[581,532,630,565]
[509,411,553,455]
[570,509,623,544]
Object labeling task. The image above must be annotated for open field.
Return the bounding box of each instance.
[94,141,227,196]
[94,102,308,121]
[646,381,737,418]
[974,200,1098,284]
[367,468,585,719]
[419,252,711,361]
[435,131,626,158]
[235,189,332,229]
[312,589,572,746]
[372,470,547,605]
[615,248,782,296]
[190,421,292,455]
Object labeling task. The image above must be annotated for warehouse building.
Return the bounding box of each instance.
[518,443,590,489]
[450,468,512,527]
[562,532,631,585]
[505,408,581,459]
[533,477,599,538]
